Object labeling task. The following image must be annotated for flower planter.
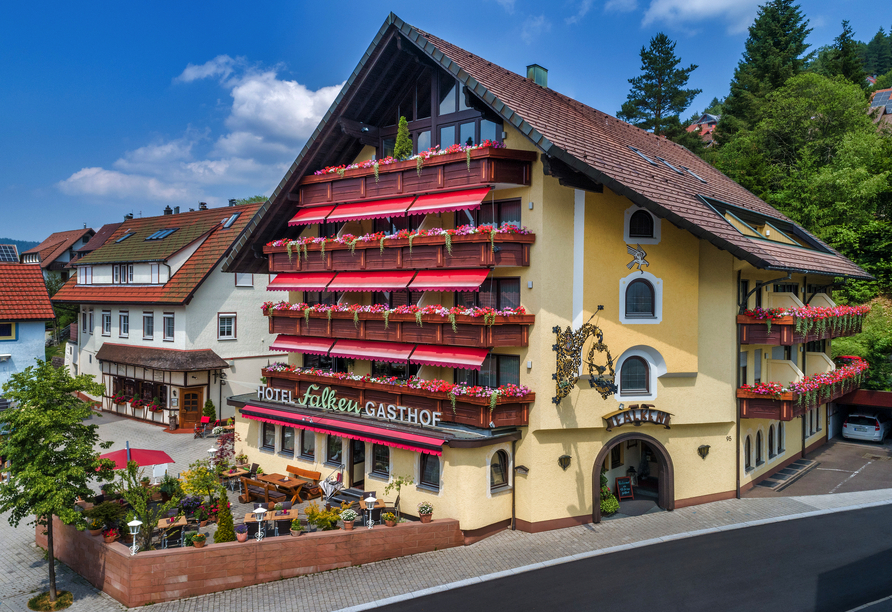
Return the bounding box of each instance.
[290,529,303,537]
[236,532,248,543]
[103,535,117,544]
[192,540,206,549]
[89,529,102,537]
[342,521,355,531]
[419,514,432,524]
[199,520,208,527]
[737,313,866,345]
[384,520,396,528]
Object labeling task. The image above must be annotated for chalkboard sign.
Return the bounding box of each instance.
[615,477,634,501]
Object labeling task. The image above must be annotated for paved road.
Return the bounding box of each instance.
[377,505,892,612]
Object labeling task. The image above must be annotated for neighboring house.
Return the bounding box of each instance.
[870,87,892,127]
[21,228,95,282]
[221,14,870,536]
[67,222,122,270]
[685,113,720,146]
[53,203,274,429]
[0,263,55,407]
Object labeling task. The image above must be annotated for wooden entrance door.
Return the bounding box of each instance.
[180,388,203,430]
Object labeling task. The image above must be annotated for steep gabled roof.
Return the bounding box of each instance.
[0,263,55,321]
[223,13,869,280]
[52,203,263,306]
[77,222,122,254]
[22,228,94,269]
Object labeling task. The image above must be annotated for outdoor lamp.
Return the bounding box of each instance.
[207,447,217,460]
[127,519,142,556]
[364,495,377,530]
[253,507,267,541]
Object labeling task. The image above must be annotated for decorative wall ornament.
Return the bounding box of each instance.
[603,404,672,431]
[626,243,649,271]
[552,310,617,405]
[558,455,572,471]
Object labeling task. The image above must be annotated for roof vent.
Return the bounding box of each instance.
[124,213,134,221]
[199,202,208,211]
[526,64,548,88]
[228,199,237,207]
[163,205,173,215]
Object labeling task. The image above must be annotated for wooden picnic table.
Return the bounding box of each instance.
[156,515,187,530]
[258,473,305,499]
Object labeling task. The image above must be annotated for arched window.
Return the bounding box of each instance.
[768,425,776,459]
[756,431,763,465]
[490,450,509,492]
[620,357,649,395]
[629,210,654,238]
[625,279,655,318]
[744,436,752,470]
[778,422,785,452]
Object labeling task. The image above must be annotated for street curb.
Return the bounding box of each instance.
[335,497,892,611]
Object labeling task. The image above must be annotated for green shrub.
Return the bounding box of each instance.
[213,486,236,543]
[394,116,412,160]
[202,399,216,419]
[600,494,620,515]
[85,501,127,528]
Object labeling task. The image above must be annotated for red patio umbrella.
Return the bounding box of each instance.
[98,445,175,470]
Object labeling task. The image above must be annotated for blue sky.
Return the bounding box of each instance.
[1,1,885,241]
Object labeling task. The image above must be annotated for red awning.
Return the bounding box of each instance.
[267,272,336,292]
[408,269,490,292]
[325,196,416,223]
[329,339,415,363]
[287,205,336,226]
[407,186,492,216]
[410,346,490,370]
[98,448,175,470]
[326,271,416,292]
[240,405,445,455]
[269,335,334,356]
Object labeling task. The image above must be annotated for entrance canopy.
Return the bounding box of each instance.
[240,404,446,455]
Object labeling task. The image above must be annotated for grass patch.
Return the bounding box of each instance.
[28,591,73,611]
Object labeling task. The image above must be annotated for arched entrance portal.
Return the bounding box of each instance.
[592,432,674,523]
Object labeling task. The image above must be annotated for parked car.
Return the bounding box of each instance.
[842,411,890,443]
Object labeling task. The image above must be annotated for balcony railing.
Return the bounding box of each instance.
[737,305,869,346]
[262,367,534,429]
[267,308,534,348]
[296,147,537,207]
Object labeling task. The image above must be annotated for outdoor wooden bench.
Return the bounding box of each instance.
[239,477,287,504]
[285,466,323,500]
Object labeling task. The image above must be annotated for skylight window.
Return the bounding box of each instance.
[222,213,241,229]
[656,157,683,174]
[115,232,135,243]
[681,166,707,183]
[145,228,179,241]
[628,146,657,166]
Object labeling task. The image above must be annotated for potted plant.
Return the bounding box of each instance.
[235,453,248,466]
[87,518,103,536]
[195,505,209,527]
[190,533,207,549]
[340,508,359,530]
[382,512,397,527]
[417,501,434,523]
[290,518,303,537]
[102,527,120,543]
[159,473,180,502]
[235,524,249,543]
[274,502,284,515]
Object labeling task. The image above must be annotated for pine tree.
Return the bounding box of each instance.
[866,28,892,76]
[203,398,216,419]
[617,32,701,135]
[717,0,812,141]
[393,116,412,160]
[213,485,236,543]
[826,21,867,87]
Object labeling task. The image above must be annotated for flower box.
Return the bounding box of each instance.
[737,307,868,346]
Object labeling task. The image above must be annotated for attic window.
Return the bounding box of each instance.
[681,166,707,183]
[222,213,241,229]
[115,233,134,243]
[656,157,683,174]
[628,146,657,166]
[145,228,179,241]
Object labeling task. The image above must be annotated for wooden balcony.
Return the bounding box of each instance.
[296,147,537,206]
[737,380,862,421]
[263,368,533,429]
[264,233,534,274]
[268,310,533,348]
[737,315,864,346]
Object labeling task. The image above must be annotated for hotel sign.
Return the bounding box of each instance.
[604,404,671,431]
[257,384,443,428]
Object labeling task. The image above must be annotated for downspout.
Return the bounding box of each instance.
[511,438,517,530]
[802,348,808,459]
[736,271,741,499]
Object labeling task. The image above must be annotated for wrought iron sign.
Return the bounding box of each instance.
[603,404,672,431]
[552,309,617,404]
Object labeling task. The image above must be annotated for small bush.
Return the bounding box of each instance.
[601,494,620,515]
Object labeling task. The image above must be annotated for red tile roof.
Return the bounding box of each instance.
[21,228,94,269]
[52,203,263,306]
[0,263,55,320]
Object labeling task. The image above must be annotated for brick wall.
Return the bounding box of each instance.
[37,517,463,607]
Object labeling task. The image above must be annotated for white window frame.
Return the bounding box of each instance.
[81,311,88,333]
[143,312,154,340]
[235,273,253,287]
[101,311,111,336]
[619,270,663,325]
[624,204,661,245]
[127,264,134,283]
[217,313,236,340]
[162,313,175,341]
[151,263,160,284]
[88,310,94,335]
[119,312,129,338]
[113,265,120,284]
[614,346,666,402]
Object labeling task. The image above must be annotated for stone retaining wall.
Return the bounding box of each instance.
[36,517,463,607]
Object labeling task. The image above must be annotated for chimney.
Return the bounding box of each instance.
[228,199,237,207]
[199,202,208,211]
[526,64,548,88]
[124,213,134,221]
[163,205,173,215]
[173,206,180,214]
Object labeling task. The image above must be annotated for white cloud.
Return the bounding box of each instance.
[642,0,760,34]
[174,55,241,83]
[605,0,637,13]
[566,0,594,24]
[521,15,551,44]
[494,0,515,13]
[58,167,192,201]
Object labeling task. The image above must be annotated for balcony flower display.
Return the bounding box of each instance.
[261,300,528,330]
[267,223,533,261]
[313,141,504,177]
[742,304,870,335]
[740,358,869,405]
[263,362,533,413]
[111,391,128,405]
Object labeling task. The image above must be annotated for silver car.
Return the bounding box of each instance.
[842,412,890,443]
